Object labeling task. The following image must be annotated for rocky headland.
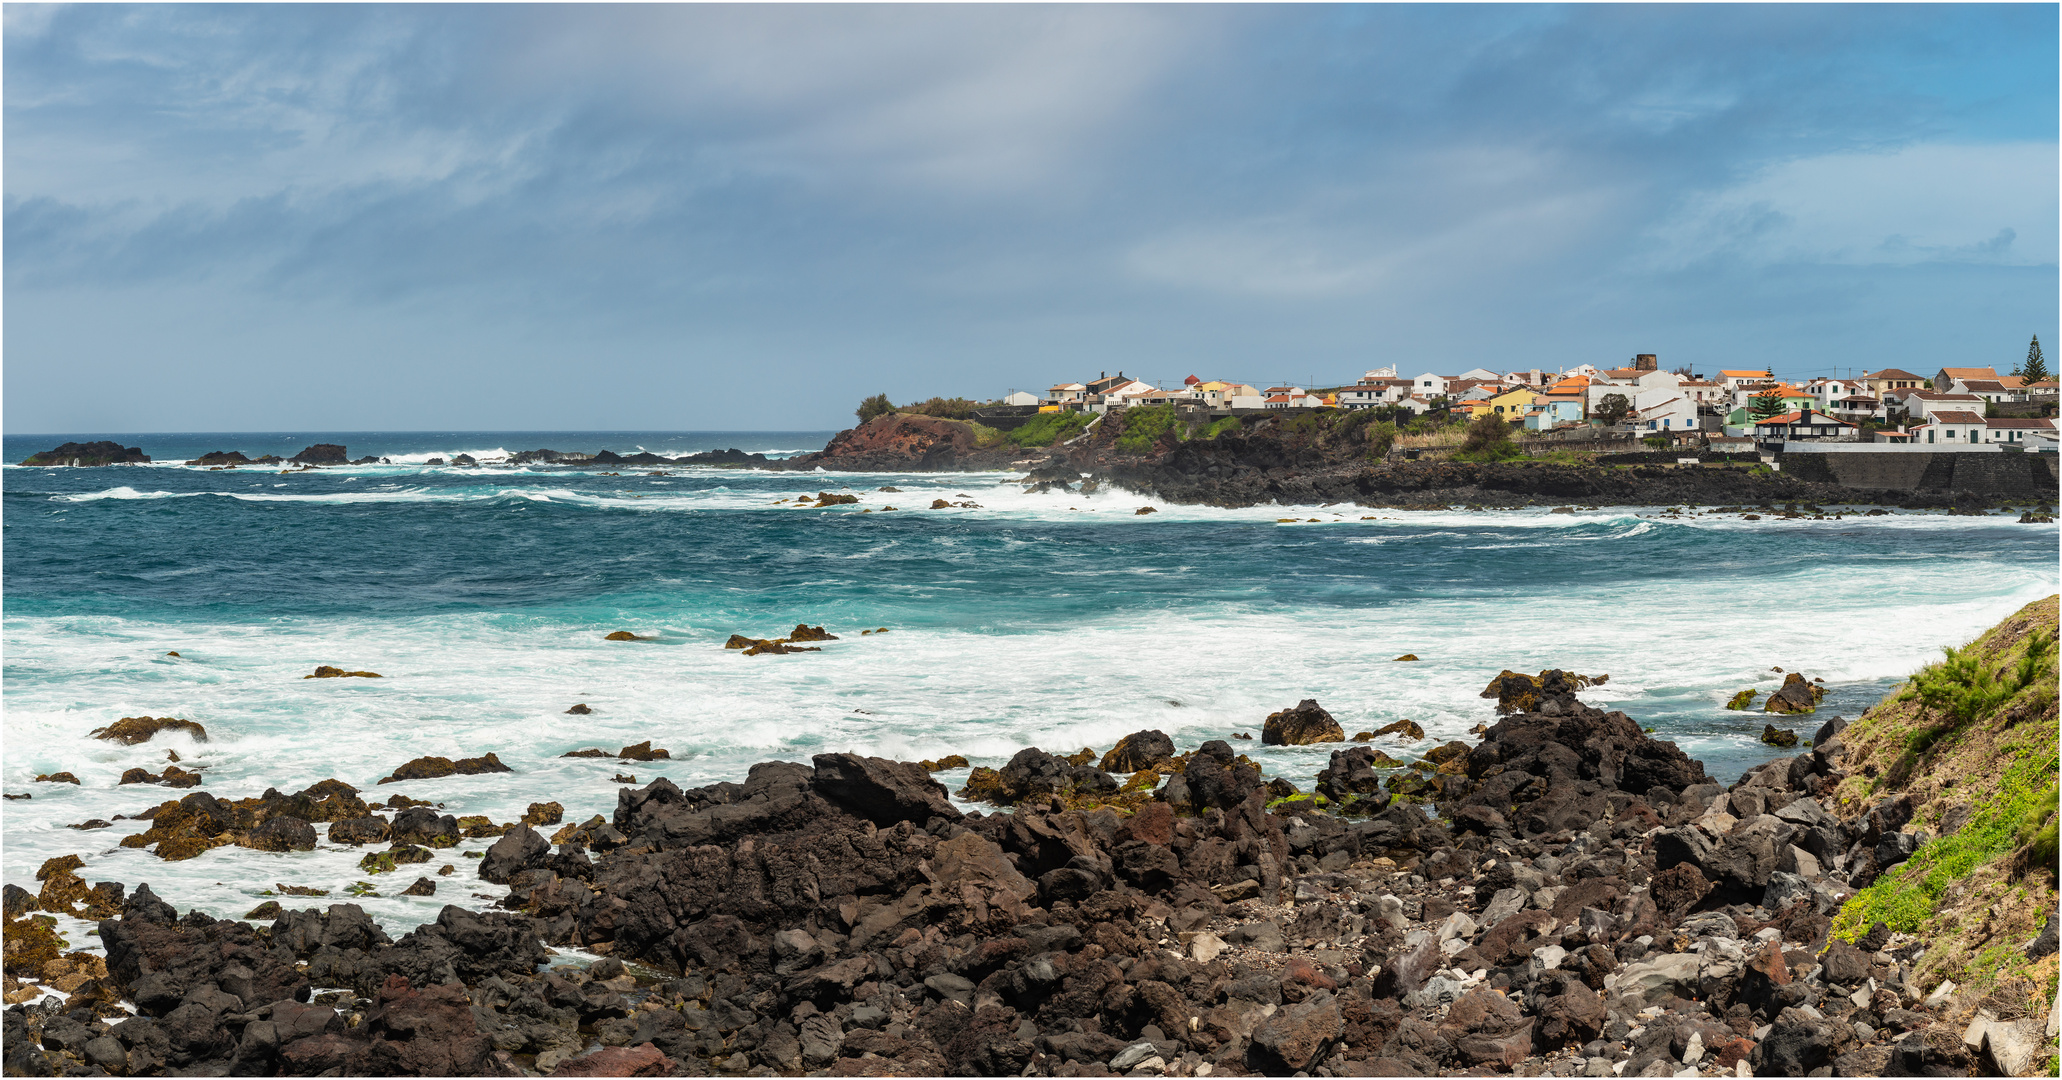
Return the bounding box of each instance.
[5,598,2055,1077]
[773,413,2058,510]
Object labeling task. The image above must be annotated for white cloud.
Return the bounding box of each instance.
[1643,141,2060,269]
[497,6,1215,196]
[1121,144,1630,297]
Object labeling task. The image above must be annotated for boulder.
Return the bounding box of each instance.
[377,753,512,784]
[1764,672,1825,714]
[1761,724,1799,747]
[1370,719,1425,741]
[89,716,208,745]
[810,753,961,826]
[480,827,551,884]
[1099,730,1176,773]
[1249,990,1343,1072]
[305,666,382,679]
[1262,699,1345,745]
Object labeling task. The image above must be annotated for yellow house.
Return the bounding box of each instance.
[1487,387,1540,417]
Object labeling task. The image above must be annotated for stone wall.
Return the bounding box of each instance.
[1780,450,2059,497]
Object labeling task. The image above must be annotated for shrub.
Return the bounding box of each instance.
[1115,405,1180,453]
[1365,421,1398,459]
[902,396,985,421]
[856,394,894,423]
[1008,411,1092,448]
[1451,413,1523,462]
[1643,435,1670,449]
[1197,416,1243,440]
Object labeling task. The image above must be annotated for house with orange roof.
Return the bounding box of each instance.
[1717,369,1774,390]
[1932,366,2000,392]
[1752,409,1859,443]
[1859,368,1928,394]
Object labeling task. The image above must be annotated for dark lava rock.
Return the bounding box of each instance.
[288,444,348,465]
[19,441,151,466]
[1100,730,1176,773]
[1262,699,1345,745]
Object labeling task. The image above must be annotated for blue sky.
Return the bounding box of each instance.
[6,4,2055,433]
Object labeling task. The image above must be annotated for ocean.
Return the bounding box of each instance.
[4,430,2057,942]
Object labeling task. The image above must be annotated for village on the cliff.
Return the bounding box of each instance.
[998,357,2061,454]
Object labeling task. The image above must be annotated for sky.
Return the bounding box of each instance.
[5,4,2056,434]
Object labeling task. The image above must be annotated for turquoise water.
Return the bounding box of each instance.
[5,430,2057,935]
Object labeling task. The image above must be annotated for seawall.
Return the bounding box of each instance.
[1779,449,2060,498]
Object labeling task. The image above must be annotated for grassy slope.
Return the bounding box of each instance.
[1829,595,2059,1024]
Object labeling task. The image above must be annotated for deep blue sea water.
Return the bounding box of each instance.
[5,430,2057,934]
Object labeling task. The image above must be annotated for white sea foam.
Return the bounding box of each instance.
[6,475,2057,933]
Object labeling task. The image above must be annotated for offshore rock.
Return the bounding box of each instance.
[18,441,150,466]
[1262,699,1345,745]
[288,443,348,465]
[90,716,208,745]
[378,753,512,784]
[1764,672,1826,714]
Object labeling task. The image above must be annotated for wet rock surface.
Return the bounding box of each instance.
[6,676,1977,1077]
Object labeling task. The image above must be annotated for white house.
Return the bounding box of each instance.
[1455,367,1500,382]
[1048,383,1088,405]
[1951,377,2029,404]
[1915,411,1987,445]
[1981,417,2056,445]
[1406,372,1450,398]
[1717,369,1775,390]
[1002,391,1041,407]
[1903,391,1986,421]
[1628,394,1699,434]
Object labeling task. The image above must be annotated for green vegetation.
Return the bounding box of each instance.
[1450,413,1524,462]
[1007,411,1093,448]
[902,396,985,421]
[1530,449,1596,466]
[1365,420,1398,459]
[1115,405,1180,453]
[2017,334,2050,383]
[1642,435,1669,449]
[1834,618,2060,942]
[856,393,894,423]
[1835,744,2058,937]
[1593,393,1632,426]
[1750,390,1786,421]
[1901,628,2054,740]
[1196,415,1242,440]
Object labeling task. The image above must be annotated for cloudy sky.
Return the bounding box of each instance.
[6,4,2055,433]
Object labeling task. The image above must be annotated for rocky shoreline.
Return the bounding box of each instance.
[768,415,2055,510]
[18,421,2056,512]
[3,672,2018,1077]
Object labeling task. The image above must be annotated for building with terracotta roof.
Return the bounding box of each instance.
[1859,368,1928,393]
[1901,390,1986,421]
[1932,367,2000,392]
[1751,409,1858,442]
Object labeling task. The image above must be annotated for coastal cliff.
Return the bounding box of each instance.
[7,604,2057,1075]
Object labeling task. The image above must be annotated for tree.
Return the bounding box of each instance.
[856,394,894,423]
[2017,335,2051,383]
[1594,393,1632,426]
[1750,390,1787,421]
[1456,412,1519,461]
